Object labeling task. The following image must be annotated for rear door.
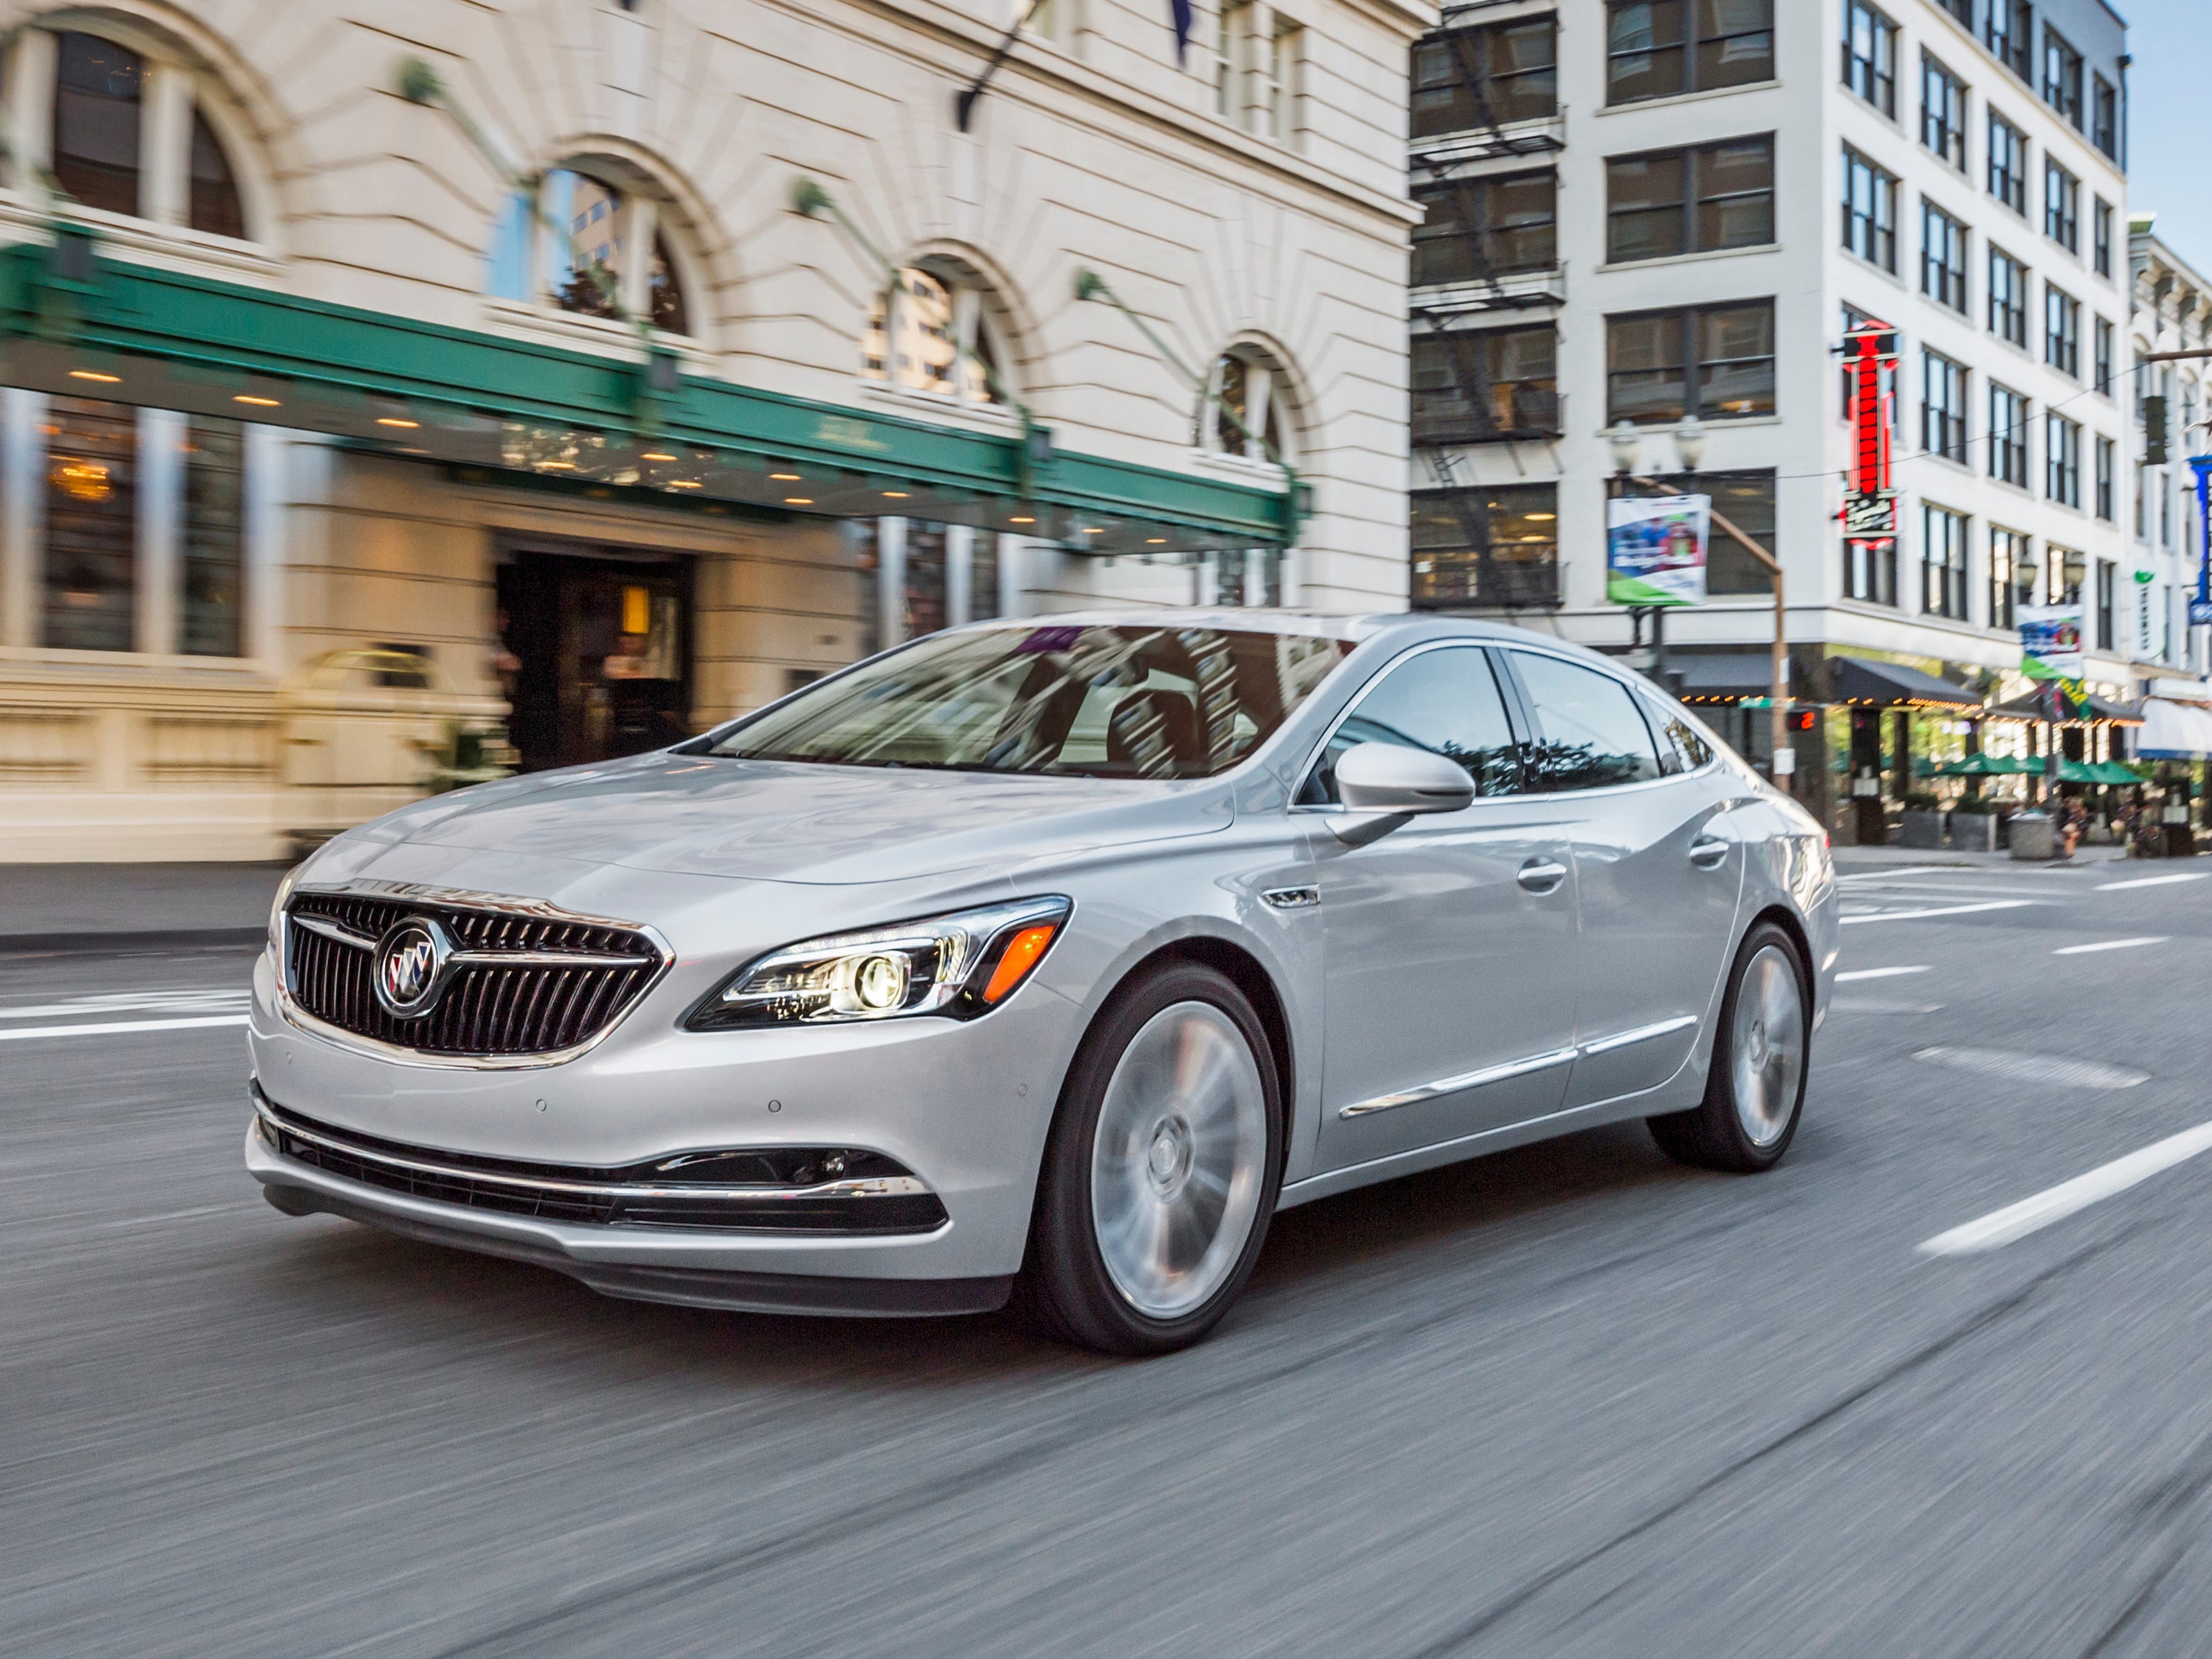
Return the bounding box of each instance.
[1307,644,1583,1172]
[1498,650,1742,1106]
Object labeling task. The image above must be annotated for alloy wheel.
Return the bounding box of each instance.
[1731,943,1805,1148]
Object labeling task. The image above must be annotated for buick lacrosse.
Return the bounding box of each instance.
[247,612,1836,1354]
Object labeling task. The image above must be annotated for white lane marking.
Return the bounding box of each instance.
[0,989,249,1021]
[1839,901,2038,925]
[2053,937,2170,956]
[1835,965,1932,982]
[1920,1121,2212,1256]
[0,1014,249,1043]
[2096,872,2211,891]
[1912,1046,2148,1090]
[1831,999,1945,1014]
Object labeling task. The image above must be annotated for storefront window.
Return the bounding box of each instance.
[903,521,949,639]
[43,397,139,652]
[182,416,246,657]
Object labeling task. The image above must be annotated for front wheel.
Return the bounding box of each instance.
[1015,962,1282,1356]
[1647,920,1810,1173]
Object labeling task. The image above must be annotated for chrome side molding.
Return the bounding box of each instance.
[1336,1014,1701,1119]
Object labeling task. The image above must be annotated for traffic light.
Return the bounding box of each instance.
[2146,395,2170,465]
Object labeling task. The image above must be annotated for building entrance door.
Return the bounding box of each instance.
[497,546,692,772]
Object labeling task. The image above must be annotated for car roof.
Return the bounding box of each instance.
[950,609,1584,653]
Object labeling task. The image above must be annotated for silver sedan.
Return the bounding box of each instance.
[246,612,1837,1354]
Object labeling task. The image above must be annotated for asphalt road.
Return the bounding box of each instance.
[9,862,2212,1657]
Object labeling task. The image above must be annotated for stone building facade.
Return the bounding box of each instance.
[0,0,1427,859]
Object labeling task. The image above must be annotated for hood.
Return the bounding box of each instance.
[349,753,1233,884]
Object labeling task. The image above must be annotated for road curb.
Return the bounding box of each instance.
[0,927,267,957]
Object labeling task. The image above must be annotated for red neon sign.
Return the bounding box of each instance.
[1842,319,1898,545]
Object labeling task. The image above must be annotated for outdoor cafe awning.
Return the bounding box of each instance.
[1832,657,1982,709]
[2136,698,2212,761]
[0,235,1293,554]
[1988,689,2144,725]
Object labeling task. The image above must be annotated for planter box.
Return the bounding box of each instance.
[1896,810,1945,849]
[2010,813,2058,860]
[1949,813,2000,852]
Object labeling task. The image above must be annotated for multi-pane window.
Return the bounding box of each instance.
[1409,483,1559,608]
[52,33,143,216]
[1923,349,1970,464]
[1841,1,1897,116]
[2044,159,2079,252]
[2046,413,2082,506]
[2094,317,2114,393]
[2096,435,2116,522]
[2042,28,2083,128]
[2093,76,2119,160]
[1923,504,1970,619]
[1845,535,1897,606]
[2094,199,2114,278]
[2045,284,2080,377]
[1990,384,2030,486]
[1988,1,2032,80]
[1922,201,1968,312]
[1988,247,2027,344]
[1841,146,1897,271]
[1412,172,1557,285]
[1605,300,1776,425]
[1988,112,2026,213]
[1990,527,2027,628]
[1921,54,1967,170]
[1604,136,1774,263]
[1410,17,1557,139]
[1605,1,1776,107]
[1410,327,1559,445]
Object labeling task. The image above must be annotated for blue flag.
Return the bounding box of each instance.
[1171,0,1194,64]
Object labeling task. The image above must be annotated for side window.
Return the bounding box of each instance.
[1298,646,1523,804]
[1660,709,1715,773]
[1508,652,1664,791]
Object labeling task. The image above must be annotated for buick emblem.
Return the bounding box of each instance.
[373,916,452,1019]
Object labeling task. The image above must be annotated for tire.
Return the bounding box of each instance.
[1014,961,1284,1356]
[1647,920,1810,1174]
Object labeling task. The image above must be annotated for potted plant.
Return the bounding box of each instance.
[1898,788,1946,849]
[1949,795,2000,852]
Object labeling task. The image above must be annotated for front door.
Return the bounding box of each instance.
[498,548,692,772]
[1308,644,1583,1173]
[1498,649,1743,1106]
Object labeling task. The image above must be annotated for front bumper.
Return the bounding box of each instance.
[246,1099,1014,1317]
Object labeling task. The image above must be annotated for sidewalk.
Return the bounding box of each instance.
[1830,842,2134,871]
[0,862,288,953]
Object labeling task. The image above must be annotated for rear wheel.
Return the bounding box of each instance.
[1647,921,1809,1173]
[1015,962,1282,1356]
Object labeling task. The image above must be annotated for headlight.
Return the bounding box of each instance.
[267,864,303,957]
[687,896,1072,1031]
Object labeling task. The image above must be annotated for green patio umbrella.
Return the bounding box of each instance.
[1936,753,2035,776]
[2088,760,2144,786]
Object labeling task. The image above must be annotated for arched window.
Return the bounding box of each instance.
[42,29,250,240]
[484,162,693,336]
[864,265,1009,406]
[1200,346,1292,462]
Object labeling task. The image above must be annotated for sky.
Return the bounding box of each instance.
[2117,0,2212,276]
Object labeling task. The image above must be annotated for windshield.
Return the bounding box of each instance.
[708,623,1352,779]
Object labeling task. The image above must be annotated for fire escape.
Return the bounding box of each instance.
[1410,10,1564,612]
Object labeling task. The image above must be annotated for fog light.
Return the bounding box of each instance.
[853,954,908,1011]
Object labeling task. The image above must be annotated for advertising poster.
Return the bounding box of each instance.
[1606,495,1710,607]
[2019,604,2086,681]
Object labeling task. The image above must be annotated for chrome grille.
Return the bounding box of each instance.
[285,888,665,1059]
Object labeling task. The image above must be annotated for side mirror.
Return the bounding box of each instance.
[1334,742,1475,816]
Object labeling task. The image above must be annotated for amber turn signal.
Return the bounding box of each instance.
[983,925,1059,1004]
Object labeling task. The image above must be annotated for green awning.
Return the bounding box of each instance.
[0,236,1292,553]
[1935,752,2039,776]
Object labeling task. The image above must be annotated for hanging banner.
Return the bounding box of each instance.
[1606,494,1709,607]
[2019,604,2086,682]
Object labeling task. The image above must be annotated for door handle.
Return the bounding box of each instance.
[1516,858,1569,894]
[1688,837,1731,869]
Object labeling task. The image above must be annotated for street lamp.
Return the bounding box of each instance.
[1673,414,1706,473]
[1609,420,1641,477]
